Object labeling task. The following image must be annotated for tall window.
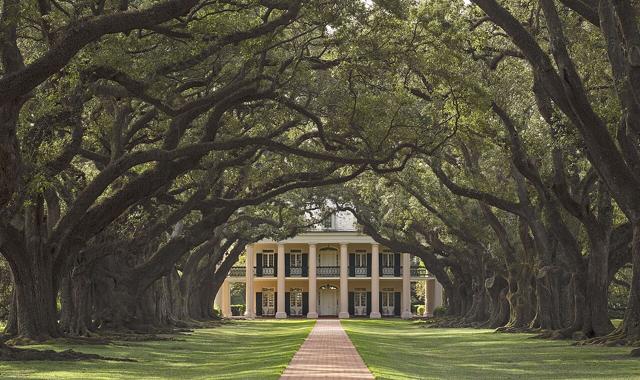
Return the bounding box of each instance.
[263,251,275,267]
[382,252,394,267]
[355,250,367,267]
[290,250,302,267]
[262,288,275,316]
[354,288,367,316]
[382,288,395,316]
[290,287,303,316]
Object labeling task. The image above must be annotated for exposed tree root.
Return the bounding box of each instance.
[494,326,539,334]
[572,330,629,347]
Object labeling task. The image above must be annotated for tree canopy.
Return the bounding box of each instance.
[1,0,639,357]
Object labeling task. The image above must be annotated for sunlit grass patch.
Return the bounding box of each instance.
[0,319,314,380]
[342,319,639,380]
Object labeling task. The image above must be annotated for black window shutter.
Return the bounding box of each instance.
[285,253,291,277]
[256,292,263,316]
[394,292,401,316]
[256,253,263,277]
[366,254,372,276]
[302,254,308,277]
[394,253,401,276]
[379,292,383,314]
[302,292,309,315]
[285,292,291,315]
[366,292,372,315]
[379,253,383,276]
[349,254,355,277]
[274,253,278,276]
[348,292,354,316]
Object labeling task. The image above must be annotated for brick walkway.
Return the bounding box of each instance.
[280,319,374,379]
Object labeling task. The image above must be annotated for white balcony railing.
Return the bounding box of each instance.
[354,267,368,277]
[290,267,303,276]
[382,267,395,276]
[263,267,275,276]
[317,266,340,277]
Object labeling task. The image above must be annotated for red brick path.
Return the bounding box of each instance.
[280,319,374,379]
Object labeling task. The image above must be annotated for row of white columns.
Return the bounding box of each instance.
[238,242,429,319]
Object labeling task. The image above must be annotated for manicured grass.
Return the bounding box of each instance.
[0,320,314,380]
[342,319,640,380]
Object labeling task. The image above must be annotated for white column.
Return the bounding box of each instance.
[307,243,318,318]
[401,253,412,319]
[370,243,381,318]
[276,243,287,318]
[426,278,436,316]
[222,279,232,318]
[214,288,221,312]
[434,278,444,308]
[339,243,349,318]
[244,244,255,318]
[423,279,429,317]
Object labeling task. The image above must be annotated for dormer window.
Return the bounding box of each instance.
[322,213,335,229]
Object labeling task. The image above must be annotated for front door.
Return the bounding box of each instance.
[319,288,338,316]
[382,291,395,316]
[263,289,275,316]
[290,289,303,316]
[354,291,367,316]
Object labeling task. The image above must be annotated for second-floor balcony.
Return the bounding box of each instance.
[317,266,340,277]
[228,265,429,278]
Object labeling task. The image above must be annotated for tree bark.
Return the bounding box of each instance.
[617,223,640,342]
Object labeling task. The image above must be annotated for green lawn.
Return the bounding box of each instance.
[3,319,639,380]
[342,319,640,380]
[0,320,314,380]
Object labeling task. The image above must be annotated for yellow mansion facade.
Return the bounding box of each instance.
[216,212,443,319]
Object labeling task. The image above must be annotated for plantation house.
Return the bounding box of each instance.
[216,212,443,318]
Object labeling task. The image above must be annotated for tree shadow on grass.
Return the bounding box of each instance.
[343,320,640,380]
[0,319,314,379]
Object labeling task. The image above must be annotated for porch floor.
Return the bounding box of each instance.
[280,319,374,379]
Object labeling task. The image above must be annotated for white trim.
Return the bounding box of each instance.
[257,231,376,244]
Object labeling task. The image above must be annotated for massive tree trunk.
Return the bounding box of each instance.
[10,257,59,340]
[480,205,535,329]
[583,239,615,337]
[59,269,94,336]
[3,202,60,340]
[617,223,640,342]
[484,275,509,328]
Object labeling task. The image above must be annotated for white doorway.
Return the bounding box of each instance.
[262,289,275,316]
[354,291,367,316]
[382,290,395,316]
[319,284,338,316]
[290,289,303,316]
